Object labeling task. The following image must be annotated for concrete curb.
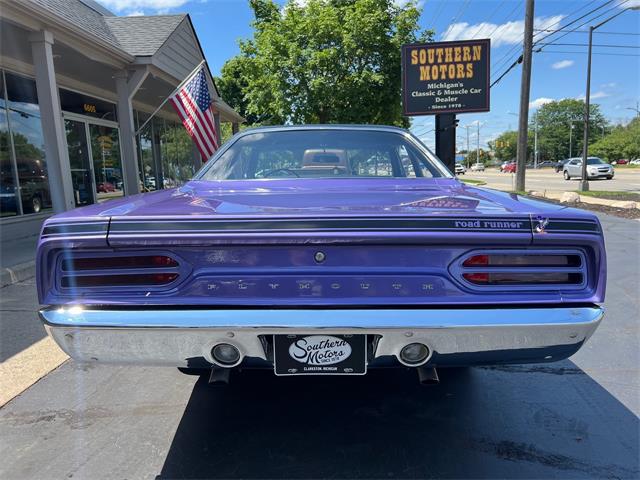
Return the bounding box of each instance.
[529,190,639,209]
[1,260,36,288]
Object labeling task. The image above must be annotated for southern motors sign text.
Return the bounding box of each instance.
[402,39,490,115]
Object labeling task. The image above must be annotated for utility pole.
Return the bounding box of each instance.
[465,125,471,168]
[626,101,640,117]
[569,122,574,158]
[580,5,639,191]
[534,112,538,168]
[580,25,594,192]
[476,122,481,165]
[515,0,534,191]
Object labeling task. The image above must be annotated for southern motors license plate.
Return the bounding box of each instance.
[273,334,367,375]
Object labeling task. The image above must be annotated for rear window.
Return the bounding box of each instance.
[198,129,449,180]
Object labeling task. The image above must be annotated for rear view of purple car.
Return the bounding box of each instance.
[37,125,605,382]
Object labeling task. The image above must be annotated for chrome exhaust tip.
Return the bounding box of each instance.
[211,343,242,368]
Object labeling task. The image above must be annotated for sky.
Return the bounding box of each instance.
[96,0,640,151]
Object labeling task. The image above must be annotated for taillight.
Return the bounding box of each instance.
[458,251,585,288]
[463,254,581,268]
[462,272,583,285]
[62,255,178,271]
[59,254,180,289]
[61,273,178,288]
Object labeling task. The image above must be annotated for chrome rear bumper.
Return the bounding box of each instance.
[40,306,603,368]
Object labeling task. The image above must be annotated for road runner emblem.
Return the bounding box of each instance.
[535,216,550,234]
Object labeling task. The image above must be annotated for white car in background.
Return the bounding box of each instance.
[470,163,485,172]
[454,163,466,175]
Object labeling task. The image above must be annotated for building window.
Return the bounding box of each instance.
[135,110,158,192]
[0,70,51,216]
[160,119,196,188]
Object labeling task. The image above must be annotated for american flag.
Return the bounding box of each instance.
[169,67,218,161]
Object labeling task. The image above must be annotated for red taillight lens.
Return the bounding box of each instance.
[60,254,180,289]
[462,255,489,266]
[463,272,583,285]
[63,255,178,271]
[460,252,584,286]
[61,273,178,288]
[463,254,581,268]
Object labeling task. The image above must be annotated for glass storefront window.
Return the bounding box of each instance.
[3,71,51,215]
[65,119,94,207]
[136,111,157,192]
[1,73,19,217]
[161,120,196,188]
[89,124,123,202]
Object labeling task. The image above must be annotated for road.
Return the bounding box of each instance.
[462,167,639,193]
[0,214,638,479]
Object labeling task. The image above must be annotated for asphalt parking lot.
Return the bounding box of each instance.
[462,167,640,193]
[0,213,638,479]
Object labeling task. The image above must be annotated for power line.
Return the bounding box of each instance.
[536,42,640,48]
[450,0,472,27]
[532,0,599,40]
[429,0,447,27]
[534,0,630,50]
[534,29,640,35]
[538,50,640,56]
[491,0,607,77]
[491,0,634,87]
[471,0,507,39]
[486,0,524,40]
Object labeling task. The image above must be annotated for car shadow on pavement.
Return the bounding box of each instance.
[157,363,639,479]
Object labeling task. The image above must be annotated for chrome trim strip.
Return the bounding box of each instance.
[41,306,603,367]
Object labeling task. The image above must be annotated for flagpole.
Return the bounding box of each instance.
[134,59,207,136]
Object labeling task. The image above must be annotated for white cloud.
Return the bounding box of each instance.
[529,97,554,109]
[97,0,189,14]
[551,59,574,70]
[576,91,610,100]
[127,10,145,16]
[624,0,640,7]
[601,82,617,89]
[441,15,564,48]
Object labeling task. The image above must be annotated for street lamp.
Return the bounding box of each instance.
[580,5,640,191]
[568,120,577,158]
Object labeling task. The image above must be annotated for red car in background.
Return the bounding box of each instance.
[501,162,516,173]
[97,182,115,193]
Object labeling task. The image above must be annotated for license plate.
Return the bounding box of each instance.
[273,334,367,375]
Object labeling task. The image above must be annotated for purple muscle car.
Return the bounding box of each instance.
[37,125,605,384]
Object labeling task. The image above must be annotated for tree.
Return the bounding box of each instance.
[533,99,606,161]
[217,0,431,126]
[489,130,534,162]
[590,118,640,162]
[465,149,490,164]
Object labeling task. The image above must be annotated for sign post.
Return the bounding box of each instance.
[402,39,490,173]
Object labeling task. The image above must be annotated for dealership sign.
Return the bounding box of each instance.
[402,39,490,116]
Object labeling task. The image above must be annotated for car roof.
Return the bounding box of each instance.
[238,124,409,135]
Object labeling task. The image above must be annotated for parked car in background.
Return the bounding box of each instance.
[1,158,52,214]
[563,157,614,180]
[629,159,640,166]
[555,159,571,173]
[454,163,466,175]
[502,162,516,173]
[614,159,629,165]
[535,161,554,169]
[97,182,115,193]
[37,125,606,384]
[470,163,485,172]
